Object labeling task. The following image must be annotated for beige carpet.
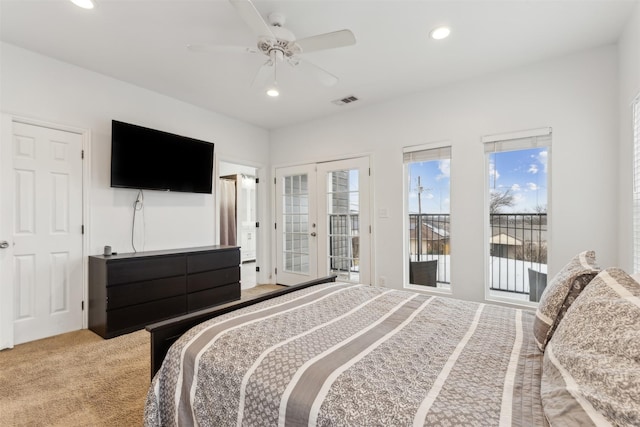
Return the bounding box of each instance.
[0,329,149,426]
[0,284,284,427]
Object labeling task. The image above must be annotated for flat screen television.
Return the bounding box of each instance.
[110,120,214,194]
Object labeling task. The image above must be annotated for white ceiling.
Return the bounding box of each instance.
[1,0,637,129]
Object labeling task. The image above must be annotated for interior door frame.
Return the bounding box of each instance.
[215,155,267,286]
[0,114,91,349]
[271,154,374,286]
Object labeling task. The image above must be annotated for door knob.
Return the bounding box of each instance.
[0,241,9,249]
[310,232,317,237]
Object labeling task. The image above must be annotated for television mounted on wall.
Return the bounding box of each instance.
[110,120,214,194]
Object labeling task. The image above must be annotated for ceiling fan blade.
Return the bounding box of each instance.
[250,61,275,88]
[295,29,356,54]
[229,0,275,39]
[187,44,258,54]
[294,58,339,87]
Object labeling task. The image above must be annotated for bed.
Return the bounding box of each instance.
[144,251,640,426]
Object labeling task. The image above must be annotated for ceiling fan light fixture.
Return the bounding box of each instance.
[197,1,355,91]
[266,85,280,97]
[70,0,95,9]
[430,26,451,40]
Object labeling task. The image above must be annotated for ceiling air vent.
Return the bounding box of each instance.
[332,95,359,106]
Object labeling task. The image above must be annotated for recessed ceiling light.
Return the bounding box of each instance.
[430,26,450,40]
[70,0,95,9]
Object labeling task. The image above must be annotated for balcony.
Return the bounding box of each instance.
[409,213,548,300]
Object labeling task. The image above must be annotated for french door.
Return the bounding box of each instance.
[275,164,317,285]
[275,157,370,285]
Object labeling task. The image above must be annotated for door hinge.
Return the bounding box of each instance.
[275,267,278,274]
[81,225,85,234]
[369,167,371,176]
[369,225,372,233]
[274,177,277,185]
[256,222,260,228]
[81,150,85,159]
[255,178,259,184]
[256,266,260,272]
[275,223,277,230]
[81,301,85,311]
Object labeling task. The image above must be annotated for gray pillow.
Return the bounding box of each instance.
[533,251,599,351]
[540,267,640,426]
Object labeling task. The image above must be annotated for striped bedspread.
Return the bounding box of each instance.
[144,282,545,426]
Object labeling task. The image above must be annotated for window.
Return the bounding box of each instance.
[633,94,640,272]
[404,145,451,290]
[484,129,551,303]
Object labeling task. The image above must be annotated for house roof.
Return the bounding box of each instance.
[490,233,522,246]
[409,222,449,240]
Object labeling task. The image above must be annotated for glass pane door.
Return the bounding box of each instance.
[326,169,360,282]
[275,165,317,285]
[317,157,370,285]
[283,174,310,274]
[276,158,370,286]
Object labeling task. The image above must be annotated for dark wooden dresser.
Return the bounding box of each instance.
[88,245,240,338]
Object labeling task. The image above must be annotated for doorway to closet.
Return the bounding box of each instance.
[219,161,259,289]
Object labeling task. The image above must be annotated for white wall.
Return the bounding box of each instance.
[1,43,269,256]
[0,38,626,301]
[618,4,640,273]
[270,45,619,303]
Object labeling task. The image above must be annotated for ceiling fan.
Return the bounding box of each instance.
[188,0,356,94]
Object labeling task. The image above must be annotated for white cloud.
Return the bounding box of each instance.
[537,150,548,173]
[528,164,538,174]
[513,193,525,204]
[436,159,450,181]
[527,182,538,191]
[511,183,521,191]
[489,162,500,181]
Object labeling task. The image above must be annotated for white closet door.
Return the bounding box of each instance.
[1,121,84,346]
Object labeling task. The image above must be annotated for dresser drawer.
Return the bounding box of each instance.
[187,282,240,312]
[107,255,184,285]
[187,249,239,274]
[107,295,186,334]
[187,267,240,293]
[107,276,186,310]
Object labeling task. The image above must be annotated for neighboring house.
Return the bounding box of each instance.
[490,233,522,259]
[490,217,547,262]
[409,217,450,258]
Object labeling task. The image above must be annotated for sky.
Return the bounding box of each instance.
[408,147,548,214]
[489,147,548,213]
[408,159,451,214]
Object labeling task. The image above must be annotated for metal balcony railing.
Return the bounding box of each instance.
[328,213,360,278]
[409,214,451,284]
[489,213,547,295]
[408,213,548,294]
